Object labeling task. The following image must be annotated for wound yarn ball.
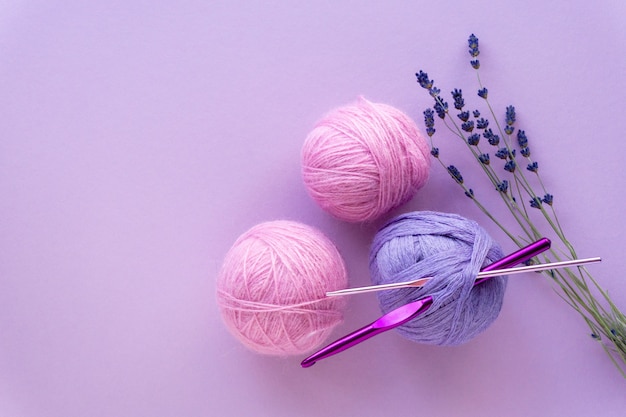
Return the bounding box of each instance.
[301,97,431,223]
[217,220,348,355]
[369,211,507,346]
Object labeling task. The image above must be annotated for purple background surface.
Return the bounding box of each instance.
[1,1,625,416]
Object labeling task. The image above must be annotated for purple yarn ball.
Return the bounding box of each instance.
[369,211,508,346]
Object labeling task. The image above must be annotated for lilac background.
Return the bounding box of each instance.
[1,1,625,416]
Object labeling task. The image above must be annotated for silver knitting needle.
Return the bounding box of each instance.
[326,257,602,297]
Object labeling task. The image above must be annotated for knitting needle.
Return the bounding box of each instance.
[325,257,602,297]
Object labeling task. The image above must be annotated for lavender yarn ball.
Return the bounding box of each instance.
[301,97,431,223]
[369,211,508,346]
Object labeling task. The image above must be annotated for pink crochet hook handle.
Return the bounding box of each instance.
[301,237,551,368]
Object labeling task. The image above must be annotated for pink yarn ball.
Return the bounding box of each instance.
[301,97,431,222]
[216,221,348,355]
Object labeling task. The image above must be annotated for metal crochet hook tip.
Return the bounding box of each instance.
[326,256,602,296]
[301,237,552,368]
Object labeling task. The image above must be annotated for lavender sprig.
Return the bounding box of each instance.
[416,34,626,378]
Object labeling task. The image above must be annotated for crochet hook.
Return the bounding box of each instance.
[326,257,602,297]
[301,237,551,368]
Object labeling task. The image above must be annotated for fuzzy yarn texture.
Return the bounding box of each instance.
[217,221,348,355]
[369,211,508,346]
[301,97,431,223]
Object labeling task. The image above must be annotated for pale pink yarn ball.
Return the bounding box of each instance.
[216,221,348,355]
[302,97,431,222]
